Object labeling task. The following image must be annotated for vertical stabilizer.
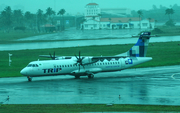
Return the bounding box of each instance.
[118,32,151,57]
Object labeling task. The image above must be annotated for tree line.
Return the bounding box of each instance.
[0,6,66,33]
[132,4,179,27]
[1,4,179,33]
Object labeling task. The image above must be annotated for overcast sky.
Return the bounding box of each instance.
[0,0,179,14]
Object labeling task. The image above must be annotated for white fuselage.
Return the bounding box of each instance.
[20,57,152,77]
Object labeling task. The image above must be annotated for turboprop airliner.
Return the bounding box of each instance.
[20,32,152,81]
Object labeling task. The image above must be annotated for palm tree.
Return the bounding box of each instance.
[165,8,171,20]
[165,8,174,20]
[46,7,55,16]
[24,11,35,30]
[137,10,143,29]
[1,6,12,32]
[36,9,44,32]
[46,7,55,24]
[57,9,66,31]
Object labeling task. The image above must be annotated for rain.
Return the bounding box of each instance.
[1,0,180,112]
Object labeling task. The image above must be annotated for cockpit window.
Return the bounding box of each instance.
[27,64,32,67]
[27,64,38,67]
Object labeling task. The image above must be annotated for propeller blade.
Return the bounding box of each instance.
[74,51,86,72]
[75,54,78,60]
[49,52,56,60]
[82,64,85,69]
[49,53,52,58]
[53,51,55,59]
[79,64,80,72]
[79,51,80,59]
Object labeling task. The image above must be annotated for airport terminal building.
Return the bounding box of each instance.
[82,3,155,30]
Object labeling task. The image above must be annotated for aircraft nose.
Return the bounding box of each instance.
[20,68,27,76]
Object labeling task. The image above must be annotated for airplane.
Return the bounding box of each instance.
[20,32,152,81]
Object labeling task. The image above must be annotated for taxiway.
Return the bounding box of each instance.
[0,65,180,105]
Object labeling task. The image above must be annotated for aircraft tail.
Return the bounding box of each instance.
[118,32,151,57]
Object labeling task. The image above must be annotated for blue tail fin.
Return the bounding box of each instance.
[118,32,151,57]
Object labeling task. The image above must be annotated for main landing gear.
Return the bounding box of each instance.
[75,75,80,79]
[88,74,94,79]
[27,76,32,82]
[74,74,94,79]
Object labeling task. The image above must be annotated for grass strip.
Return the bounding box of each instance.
[1,41,180,78]
[1,104,180,113]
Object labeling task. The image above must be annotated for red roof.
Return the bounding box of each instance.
[86,3,98,6]
[100,17,141,23]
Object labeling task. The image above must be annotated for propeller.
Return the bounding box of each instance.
[74,51,85,71]
[49,51,56,60]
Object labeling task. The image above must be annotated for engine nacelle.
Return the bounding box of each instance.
[57,57,72,60]
[82,57,99,64]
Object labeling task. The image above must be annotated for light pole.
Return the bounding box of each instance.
[9,53,12,66]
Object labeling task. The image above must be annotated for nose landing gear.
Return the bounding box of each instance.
[27,76,32,82]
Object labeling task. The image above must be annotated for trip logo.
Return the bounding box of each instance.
[43,68,62,73]
[125,59,133,64]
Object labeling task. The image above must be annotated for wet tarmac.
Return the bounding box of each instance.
[1,65,180,105]
[1,28,180,51]
[1,35,180,51]
[17,28,140,41]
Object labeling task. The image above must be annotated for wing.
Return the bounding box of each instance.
[39,55,54,58]
[39,55,73,60]
[82,56,129,65]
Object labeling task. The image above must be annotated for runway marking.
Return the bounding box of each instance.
[171,73,180,80]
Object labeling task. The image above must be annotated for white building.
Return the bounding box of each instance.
[82,3,155,30]
[101,8,131,16]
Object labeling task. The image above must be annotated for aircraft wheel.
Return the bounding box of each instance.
[27,76,32,82]
[88,74,94,79]
[75,75,80,79]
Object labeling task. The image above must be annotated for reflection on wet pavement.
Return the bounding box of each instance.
[0,65,180,105]
[17,28,140,41]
